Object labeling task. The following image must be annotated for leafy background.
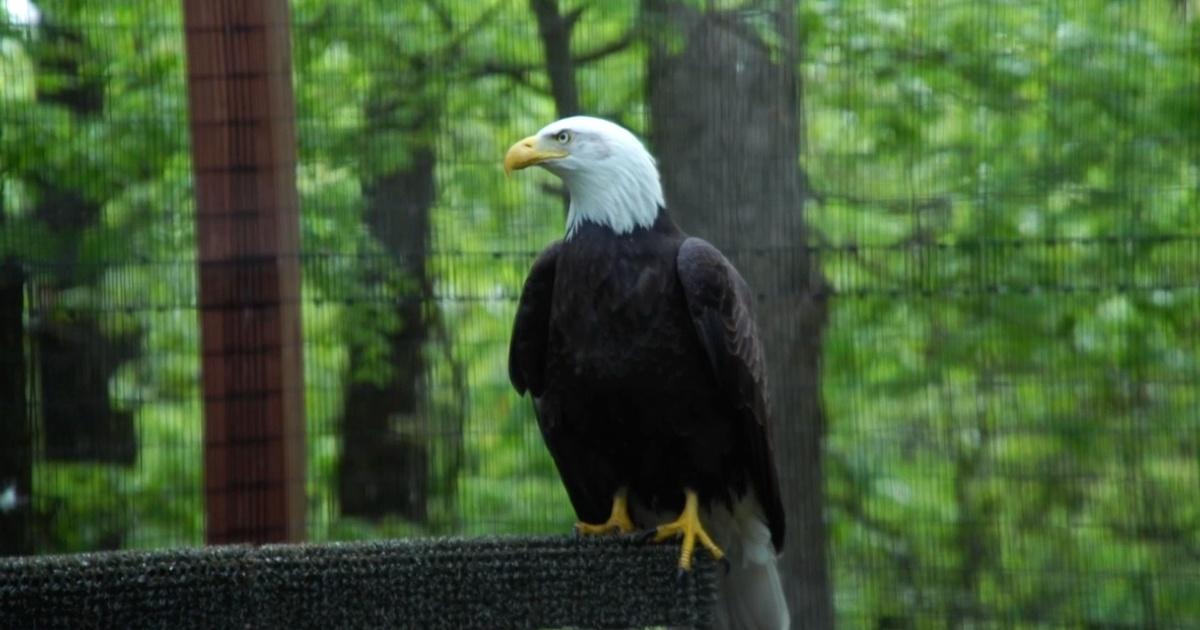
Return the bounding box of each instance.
[1,0,1197,627]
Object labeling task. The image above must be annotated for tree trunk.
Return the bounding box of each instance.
[643,2,833,627]
[529,0,580,217]
[0,262,32,556]
[530,0,582,117]
[337,82,438,522]
[29,7,136,465]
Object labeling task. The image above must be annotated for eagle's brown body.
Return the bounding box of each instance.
[505,115,789,630]
[509,209,784,552]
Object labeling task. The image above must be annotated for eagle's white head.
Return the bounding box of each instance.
[504,116,665,239]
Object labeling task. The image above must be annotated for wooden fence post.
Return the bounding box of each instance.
[183,0,306,544]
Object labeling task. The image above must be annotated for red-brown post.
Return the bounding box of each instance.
[183,0,306,544]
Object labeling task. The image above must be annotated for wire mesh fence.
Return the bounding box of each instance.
[1,0,1197,627]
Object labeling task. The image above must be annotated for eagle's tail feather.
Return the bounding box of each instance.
[709,497,790,630]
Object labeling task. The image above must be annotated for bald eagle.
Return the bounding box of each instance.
[505,116,789,630]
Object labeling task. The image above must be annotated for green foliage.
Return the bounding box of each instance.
[803,0,1200,625]
[2,0,1197,626]
[2,0,201,552]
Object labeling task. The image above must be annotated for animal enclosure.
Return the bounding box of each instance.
[1,0,1197,627]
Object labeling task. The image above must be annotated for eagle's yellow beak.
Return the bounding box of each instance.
[504,135,567,175]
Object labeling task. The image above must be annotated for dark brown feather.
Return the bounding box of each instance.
[508,214,786,551]
[509,241,561,398]
[676,237,786,551]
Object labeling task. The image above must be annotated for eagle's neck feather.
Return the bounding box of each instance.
[562,153,664,239]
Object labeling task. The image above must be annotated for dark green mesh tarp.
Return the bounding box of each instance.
[0,536,717,629]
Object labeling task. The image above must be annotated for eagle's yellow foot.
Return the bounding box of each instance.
[652,489,725,571]
[575,488,636,536]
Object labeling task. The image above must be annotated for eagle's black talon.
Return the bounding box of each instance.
[676,567,689,587]
[635,528,658,544]
[721,556,732,575]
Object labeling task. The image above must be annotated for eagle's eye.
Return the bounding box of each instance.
[555,130,572,144]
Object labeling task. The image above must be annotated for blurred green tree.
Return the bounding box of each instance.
[1,0,200,551]
[804,0,1200,625]
[25,0,137,466]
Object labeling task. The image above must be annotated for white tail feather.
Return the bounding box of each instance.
[707,496,790,630]
[638,495,790,630]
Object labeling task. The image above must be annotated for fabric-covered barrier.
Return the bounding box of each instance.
[0,535,716,629]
